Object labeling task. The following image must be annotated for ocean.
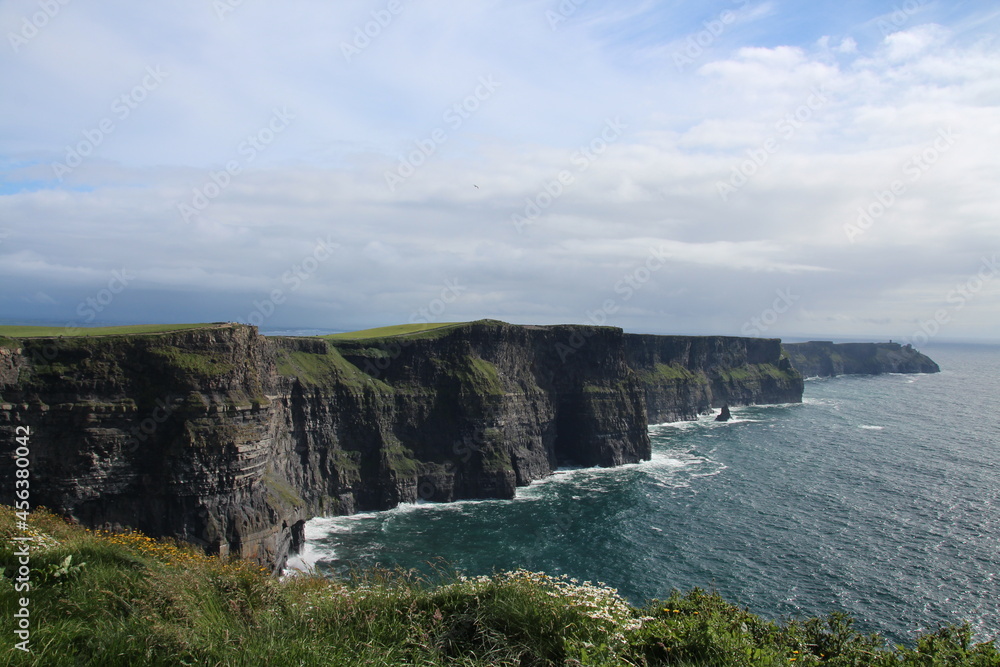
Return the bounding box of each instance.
[286,343,1000,646]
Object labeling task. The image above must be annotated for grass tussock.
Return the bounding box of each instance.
[1,506,997,666]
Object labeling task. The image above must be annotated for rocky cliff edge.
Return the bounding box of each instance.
[0,321,802,570]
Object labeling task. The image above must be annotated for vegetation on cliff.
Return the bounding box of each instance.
[2,506,996,666]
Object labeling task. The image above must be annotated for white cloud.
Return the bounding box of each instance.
[1,2,999,341]
[883,24,950,62]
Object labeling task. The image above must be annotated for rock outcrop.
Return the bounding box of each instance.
[0,321,802,570]
[782,341,940,377]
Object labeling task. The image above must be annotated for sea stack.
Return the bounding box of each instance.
[715,405,732,422]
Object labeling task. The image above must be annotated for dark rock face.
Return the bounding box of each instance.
[0,321,802,570]
[782,341,940,377]
[715,405,732,422]
[622,334,803,423]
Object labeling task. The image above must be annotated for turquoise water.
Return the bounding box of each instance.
[289,344,1000,646]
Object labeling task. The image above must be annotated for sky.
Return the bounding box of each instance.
[1,0,998,343]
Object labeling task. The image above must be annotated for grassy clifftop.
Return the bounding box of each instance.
[2,506,997,666]
[324,322,466,340]
[0,323,226,339]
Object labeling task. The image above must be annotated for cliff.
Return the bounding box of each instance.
[782,341,940,377]
[0,321,801,570]
[623,334,803,423]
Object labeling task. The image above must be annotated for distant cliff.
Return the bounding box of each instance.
[0,321,801,570]
[782,341,940,377]
[623,334,803,423]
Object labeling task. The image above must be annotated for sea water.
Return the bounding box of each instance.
[287,343,1000,646]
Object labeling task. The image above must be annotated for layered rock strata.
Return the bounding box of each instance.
[0,321,804,569]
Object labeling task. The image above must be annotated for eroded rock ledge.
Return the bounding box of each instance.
[0,320,804,570]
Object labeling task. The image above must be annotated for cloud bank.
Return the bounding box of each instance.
[1,0,998,342]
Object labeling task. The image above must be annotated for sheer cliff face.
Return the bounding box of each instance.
[623,334,804,423]
[0,322,800,569]
[782,341,940,377]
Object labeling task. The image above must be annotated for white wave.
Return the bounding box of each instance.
[738,401,805,410]
[302,515,359,538]
[711,417,759,425]
[858,425,885,430]
[651,455,687,467]
[649,419,702,432]
[281,525,342,575]
[282,543,327,575]
[690,463,727,480]
[291,441,723,561]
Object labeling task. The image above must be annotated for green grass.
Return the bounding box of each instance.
[2,506,997,666]
[273,344,390,390]
[635,363,707,385]
[0,323,224,338]
[263,472,307,509]
[325,322,465,340]
[716,363,795,383]
[147,346,235,379]
[447,356,505,396]
[384,444,421,476]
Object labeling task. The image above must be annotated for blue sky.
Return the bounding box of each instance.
[1,0,999,343]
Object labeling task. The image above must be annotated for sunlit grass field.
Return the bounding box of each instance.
[324,322,465,340]
[0,323,224,338]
